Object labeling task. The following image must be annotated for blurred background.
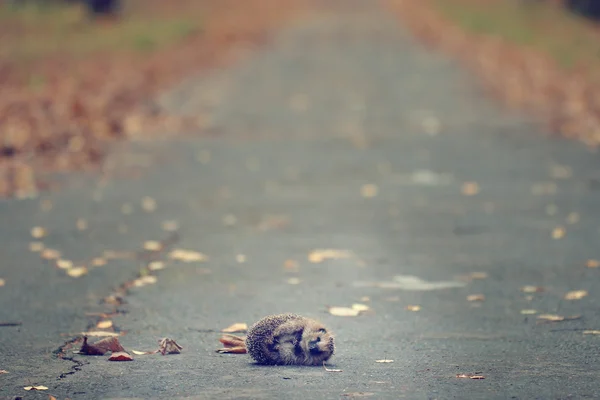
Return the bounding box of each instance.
[1,0,600,199]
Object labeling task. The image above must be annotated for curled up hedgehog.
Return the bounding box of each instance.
[217,314,335,366]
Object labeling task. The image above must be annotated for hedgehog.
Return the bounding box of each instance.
[218,314,335,366]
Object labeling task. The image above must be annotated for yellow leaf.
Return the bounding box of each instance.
[29,241,45,252]
[552,227,565,239]
[148,261,166,271]
[143,240,162,251]
[96,320,113,329]
[41,248,61,260]
[30,226,47,238]
[236,254,247,263]
[67,266,88,278]
[467,294,485,302]
[583,330,600,335]
[405,305,421,312]
[221,323,248,333]
[132,275,157,287]
[168,249,208,263]
[131,349,155,355]
[520,309,538,315]
[537,314,564,322]
[308,249,352,263]
[521,285,544,293]
[461,182,479,196]
[360,184,379,198]
[286,277,301,285]
[351,303,370,312]
[564,290,588,300]
[56,259,73,269]
[328,306,362,317]
[24,385,48,391]
[0,278,5,287]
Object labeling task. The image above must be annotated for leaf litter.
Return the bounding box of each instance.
[24,385,49,391]
[537,314,581,324]
[158,338,183,355]
[221,323,248,333]
[169,249,208,263]
[216,334,247,354]
[564,290,588,300]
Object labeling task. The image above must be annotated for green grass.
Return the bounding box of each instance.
[0,1,201,62]
[432,0,600,70]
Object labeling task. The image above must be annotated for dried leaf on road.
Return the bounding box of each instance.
[308,249,353,263]
[148,261,166,271]
[552,227,566,239]
[467,294,485,302]
[158,338,183,355]
[375,359,394,363]
[162,220,179,232]
[520,309,538,315]
[405,305,421,312]
[141,196,157,212]
[456,374,485,379]
[41,248,61,260]
[219,334,246,347]
[323,362,343,372]
[56,259,73,269]
[143,240,162,251]
[287,277,301,285]
[521,285,544,293]
[537,314,581,323]
[24,385,48,391]
[67,266,88,278]
[131,275,157,288]
[49,395,57,400]
[168,249,208,263]
[283,259,299,271]
[0,278,4,287]
[461,182,479,196]
[583,330,600,335]
[586,259,599,268]
[351,303,370,312]
[80,336,124,355]
[564,290,588,300]
[31,226,47,239]
[96,320,113,329]
[361,184,379,198]
[221,323,248,333]
[108,351,133,361]
[327,306,362,317]
[29,241,45,252]
[91,257,107,267]
[0,370,8,374]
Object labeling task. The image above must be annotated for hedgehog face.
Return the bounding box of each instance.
[300,323,334,365]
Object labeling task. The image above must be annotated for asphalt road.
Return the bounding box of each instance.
[2,1,600,399]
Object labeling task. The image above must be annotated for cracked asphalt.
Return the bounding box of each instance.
[2,1,600,399]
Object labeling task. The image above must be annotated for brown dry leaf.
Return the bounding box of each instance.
[456,374,485,379]
[461,182,479,196]
[24,385,49,391]
[552,227,566,239]
[323,362,343,372]
[96,320,113,329]
[31,226,47,239]
[79,336,124,355]
[158,337,183,355]
[219,334,246,347]
[91,257,107,267]
[148,261,166,271]
[49,395,57,400]
[132,275,157,287]
[168,249,208,263]
[81,331,121,337]
[467,294,485,302]
[141,196,157,212]
[108,351,133,361]
[521,285,544,293]
[221,323,248,333]
[405,305,421,312]
[583,330,600,335]
[375,359,394,363]
[308,249,353,263]
[586,259,600,268]
[328,306,362,317]
[520,309,538,315]
[0,278,5,287]
[143,240,162,251]
[67,266,88,278]
[41,248,61,260]
[361,184,379,198]
[56,259,73,269]
[29,241,45,252]
[564,290,588,300]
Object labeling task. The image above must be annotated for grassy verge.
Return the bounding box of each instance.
[386,0,600,149]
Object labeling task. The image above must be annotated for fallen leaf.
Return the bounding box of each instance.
[49,395,57,400]
[537,314,565,322]
[323,362,343,372]
[375,359,394,363]
[132,275,157,287]
[162,220,179,232]
[461,182,479,196]
[552,227,566,239]
[287,277,301,285]
[76,218,88,231]
[79,336,124,355]
[257,215,290,231]
[41,248,61,260]
[283,259,299,271]
[405,305,421,312]
[148,261,166,271]
[81,331,121,337]
[564,290,588,300]
[29,241,45,252]
[467,294,485,302]
[131,349,158,355]
[96,320,113,329]
[586,259,600,268]
[24,385,48,391]
[521,285,544,293]
[66,266,88,278]
[328,306,362,317]
[108,351,133,361]
[236,254,247,263]
[143,240,162,251]
[103,294,124,306]
[361,184,379,198]
[219,334,246,347]
[520,309,538,315]
[221,323,248,333]
[31,226,47,238]
[456,374,485,379]
[0,369,8,374]
[91,257,107,267]
[168,249,208,263]
[308,249,353,263]
[351,303,370,312]
[158,337,183,355]
[583,330,600,335]
[141,196,157,212]
[0,278,4,287]
[56,259,73,269]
